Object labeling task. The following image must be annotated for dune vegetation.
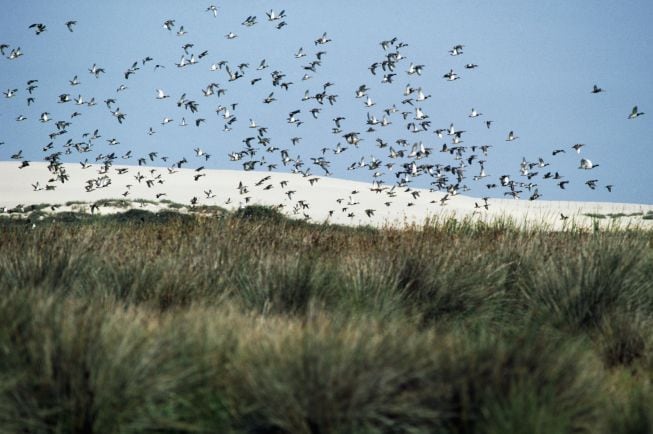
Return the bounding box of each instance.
[0,206,652,433]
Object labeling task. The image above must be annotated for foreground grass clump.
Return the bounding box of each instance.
[0,207,652,433]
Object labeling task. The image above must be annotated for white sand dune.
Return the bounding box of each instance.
[1,162,651,229]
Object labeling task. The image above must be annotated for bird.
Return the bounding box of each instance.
[242,16,257,27]
[255,59,269,71]
[89,63,105,78]
[443,69,460,81]
[112,108,126,124]
[206,5,218,17]
[591,84,604,94]
[506,131,518,141]
[343,132,362,146]
[266,9,286,21]
[65,20,77,32]
[355,84,369,98]
[585,179,599,190]
[287,109,301,125]
[194,147,206,157]
[263,92,276,104]
[314,32,331,45]
[29,23,47,35]
[7,47,23,60]
[628,106,644,119]
[406,63,424,75]
[449,44,464,56]
[579,158,599,170]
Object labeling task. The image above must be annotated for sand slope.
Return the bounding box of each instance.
[1,162,651,229]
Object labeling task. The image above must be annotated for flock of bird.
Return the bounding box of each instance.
[0,5,646,220]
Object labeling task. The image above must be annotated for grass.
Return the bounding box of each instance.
[94,198,132,208]
[0,206,652,433]
[65,200,87,206]
[584,212,607,219]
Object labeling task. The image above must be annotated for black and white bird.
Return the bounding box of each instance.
[591,84,604,94]
[206,5,218,17]
[506,131,518,142]
[89,63,105,78]
[628,106,644,119]
[449,44,464,56]
[314,32,331,45]
[579,158,599,170]
[29,23,47,35]
[155,89,169,99]
[7,47,23,60]
[443,69,460,81]
[266,9,286,21]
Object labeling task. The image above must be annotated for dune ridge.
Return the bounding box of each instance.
[1,162,651,229]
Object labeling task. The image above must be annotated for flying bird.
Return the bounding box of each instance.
[206,5,218,17]
[591,84,604,94]
[449,44,464,56]
[155,89,169,99]
[266,9,286,21]
[579,158,599,170]
[628,106,644,119]
[506,131,518,141]
[29,23,47,35]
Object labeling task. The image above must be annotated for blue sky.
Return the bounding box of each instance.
[1,0,652,203]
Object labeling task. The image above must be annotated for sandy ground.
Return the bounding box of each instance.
[1,162,651,229]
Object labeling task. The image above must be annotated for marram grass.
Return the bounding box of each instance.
[0,207,652,433]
